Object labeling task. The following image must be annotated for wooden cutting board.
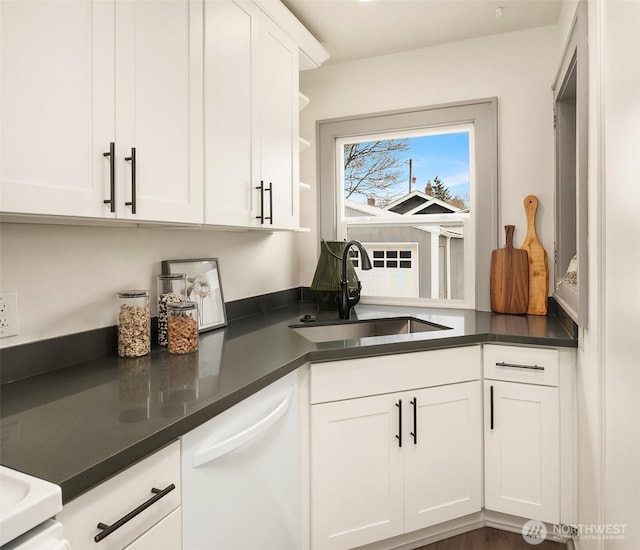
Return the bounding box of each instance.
[521,195,548,315]
[490,225,529,314]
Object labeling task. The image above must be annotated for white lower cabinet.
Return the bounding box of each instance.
[124,508,182,550]
[57,441,181,550]
[405,383,482,531]
[311,392,405,548]
[483,344,572,525]
[309,348,482,550]
[484,380,559,523]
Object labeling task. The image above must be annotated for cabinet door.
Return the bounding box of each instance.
[124,508,182,550]
[0,0,114,217]
[311,393,404,550]
[203,0,261,227]
[404,382,482,532]
[484,380,560,523]
[259,15,299,230]
[115,0,203,223]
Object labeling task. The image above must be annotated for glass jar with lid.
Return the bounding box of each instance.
[157,274,187,346]
[117,290,151,358]
[167,301,199,354]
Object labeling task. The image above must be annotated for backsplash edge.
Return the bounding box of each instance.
[0,287,312,384]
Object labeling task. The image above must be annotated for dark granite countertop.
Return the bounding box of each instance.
[0,302,576,503]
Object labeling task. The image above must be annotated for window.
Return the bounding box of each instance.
[337,125,473,302]
[318,99,498,310]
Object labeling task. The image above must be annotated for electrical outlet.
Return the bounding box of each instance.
[0,291,18,338]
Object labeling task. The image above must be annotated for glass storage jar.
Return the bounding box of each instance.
[167,301,199,354]
[117,290,151,357]
[157,274,187,346]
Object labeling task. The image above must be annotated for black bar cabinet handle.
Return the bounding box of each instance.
[495,361,544,371]
[124,147,136,214]
[490,385,494,430]
[103,142,115,212]
[265,182,273,224]
[94,483,175,542]
[395,399,402,447]
[410,397,417,444]
[255,180,264,223]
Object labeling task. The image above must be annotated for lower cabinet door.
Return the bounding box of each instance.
[311,393,404,550]
[125,508,182,549]
[484,380,560,523]
[404,381,482,531]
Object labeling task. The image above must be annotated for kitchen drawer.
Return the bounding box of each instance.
[483,344,559,386]
[124,507,182,549]
[57,441,180,550]
[310,346,481,404]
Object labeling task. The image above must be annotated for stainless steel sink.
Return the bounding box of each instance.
[290,317,450,343]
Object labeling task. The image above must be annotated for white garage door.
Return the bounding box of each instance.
[352,242,419,298]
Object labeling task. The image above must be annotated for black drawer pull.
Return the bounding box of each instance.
[495,361,544,371]
[395,399,402,447]
[490,385,494,430]
[94,483,175,542]
[124,147,136,214]
[410,397,417,445]
[103,142,115,212]
[256,180,265,223]
[266,181,273,225]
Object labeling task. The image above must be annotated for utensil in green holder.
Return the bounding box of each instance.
[310,240,361,310]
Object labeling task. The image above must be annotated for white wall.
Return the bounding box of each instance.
[298,25,560,298]
[563,1,640,548]
[0,222,299,347]
[576,0,604,547]
[602,1,640,548]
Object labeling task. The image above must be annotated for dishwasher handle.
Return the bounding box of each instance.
[193,389,293,468]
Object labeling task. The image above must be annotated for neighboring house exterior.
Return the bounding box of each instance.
[345,187,465,300]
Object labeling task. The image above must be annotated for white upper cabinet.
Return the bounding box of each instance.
[1,0,203,223]
[2,0,323,228]
[258,15,299,230]
[0,0,115,217]
[115,0,204,224]
[204,0,299,229]
[203,0,260,227]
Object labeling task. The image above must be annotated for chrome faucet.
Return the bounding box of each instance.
[339,240,372,319]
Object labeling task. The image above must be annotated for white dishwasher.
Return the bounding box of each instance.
[181,370,300,550]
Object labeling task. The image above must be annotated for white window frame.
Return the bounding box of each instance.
[317,98,498,312]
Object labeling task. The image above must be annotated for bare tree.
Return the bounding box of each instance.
[343,139,409,205]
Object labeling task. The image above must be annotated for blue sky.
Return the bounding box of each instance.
[395,131,470,200]
[345,130,470,207]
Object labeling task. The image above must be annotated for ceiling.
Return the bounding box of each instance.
[282,0,564,65]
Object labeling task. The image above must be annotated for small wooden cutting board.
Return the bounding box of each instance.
[521,195,549,315]
[490,225,529,314]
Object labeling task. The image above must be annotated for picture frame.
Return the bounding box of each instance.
[161,258,227,333]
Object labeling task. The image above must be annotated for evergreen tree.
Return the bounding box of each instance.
[429,176,452,202]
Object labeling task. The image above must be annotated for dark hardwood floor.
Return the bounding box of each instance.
[413,527,567,550]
